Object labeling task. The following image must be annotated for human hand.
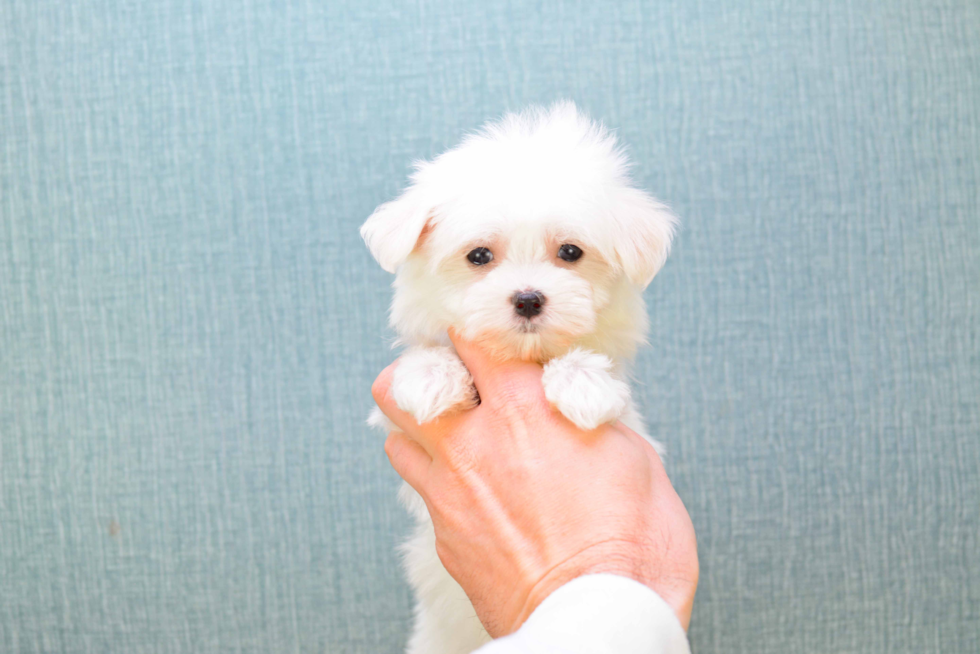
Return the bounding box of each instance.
[372,332,699,637]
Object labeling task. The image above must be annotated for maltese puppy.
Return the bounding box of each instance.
[362,102,676,654]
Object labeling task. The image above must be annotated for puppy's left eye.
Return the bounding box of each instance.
[558,244,583,262]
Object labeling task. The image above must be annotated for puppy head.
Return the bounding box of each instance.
[361,102,676,362]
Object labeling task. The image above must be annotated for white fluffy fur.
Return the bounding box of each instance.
[362,102,676,654]
[391,346,479,423]
[542,348,631,430]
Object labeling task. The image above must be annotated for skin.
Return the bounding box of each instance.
[372,331,699,638]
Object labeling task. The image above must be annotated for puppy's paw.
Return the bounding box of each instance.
[542,349,630,430]
[391,346,478,423]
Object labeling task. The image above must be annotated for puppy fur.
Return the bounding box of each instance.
[362,102,676,654]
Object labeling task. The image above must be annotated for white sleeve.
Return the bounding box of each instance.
[473,574,691,654]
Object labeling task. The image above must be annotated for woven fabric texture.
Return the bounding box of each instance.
[1,1,978,652]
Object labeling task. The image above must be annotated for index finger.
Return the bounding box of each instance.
[371,363,430,446]
[372,360,468,456]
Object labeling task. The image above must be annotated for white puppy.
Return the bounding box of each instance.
[362,102,676,654]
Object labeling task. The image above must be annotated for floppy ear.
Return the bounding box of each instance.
[611,188,678,288]
[360,188,432,273]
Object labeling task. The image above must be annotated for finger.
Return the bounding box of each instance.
[448,328,542,397]
[371,363,429,446]
[384,431,432,493]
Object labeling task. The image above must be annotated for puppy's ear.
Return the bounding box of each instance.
[611,188,677,288]
[360,188,432,273]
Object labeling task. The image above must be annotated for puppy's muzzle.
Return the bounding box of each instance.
[512,290,546,318]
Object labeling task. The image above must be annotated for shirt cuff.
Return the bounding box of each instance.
[474,573,691,654]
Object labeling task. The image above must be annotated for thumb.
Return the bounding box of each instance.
[448,329,541,397]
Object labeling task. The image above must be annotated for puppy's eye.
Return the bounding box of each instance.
[467,247,494,266]
[558,244,583,262]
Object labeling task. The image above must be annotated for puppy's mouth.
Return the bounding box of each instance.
[516,319,540,334]
[466,317,580,363]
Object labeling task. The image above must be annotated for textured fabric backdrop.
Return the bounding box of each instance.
[1,1,978,653]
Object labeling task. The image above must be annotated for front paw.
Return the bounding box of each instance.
[542,349,630,430]
[391,346,478,423]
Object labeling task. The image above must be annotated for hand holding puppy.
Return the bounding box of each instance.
[373,332,699,638]
[362,103,681,653]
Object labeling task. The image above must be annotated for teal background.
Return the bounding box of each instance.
[2,1,978,652]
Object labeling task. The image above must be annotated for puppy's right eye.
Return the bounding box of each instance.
[467,247,493,265]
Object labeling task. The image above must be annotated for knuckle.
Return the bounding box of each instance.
[383,432,399,459]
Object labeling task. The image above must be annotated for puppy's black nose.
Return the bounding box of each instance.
[512,291,546,318]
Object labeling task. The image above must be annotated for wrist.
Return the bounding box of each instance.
[506,540,653,634]
[506,539,697,634]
